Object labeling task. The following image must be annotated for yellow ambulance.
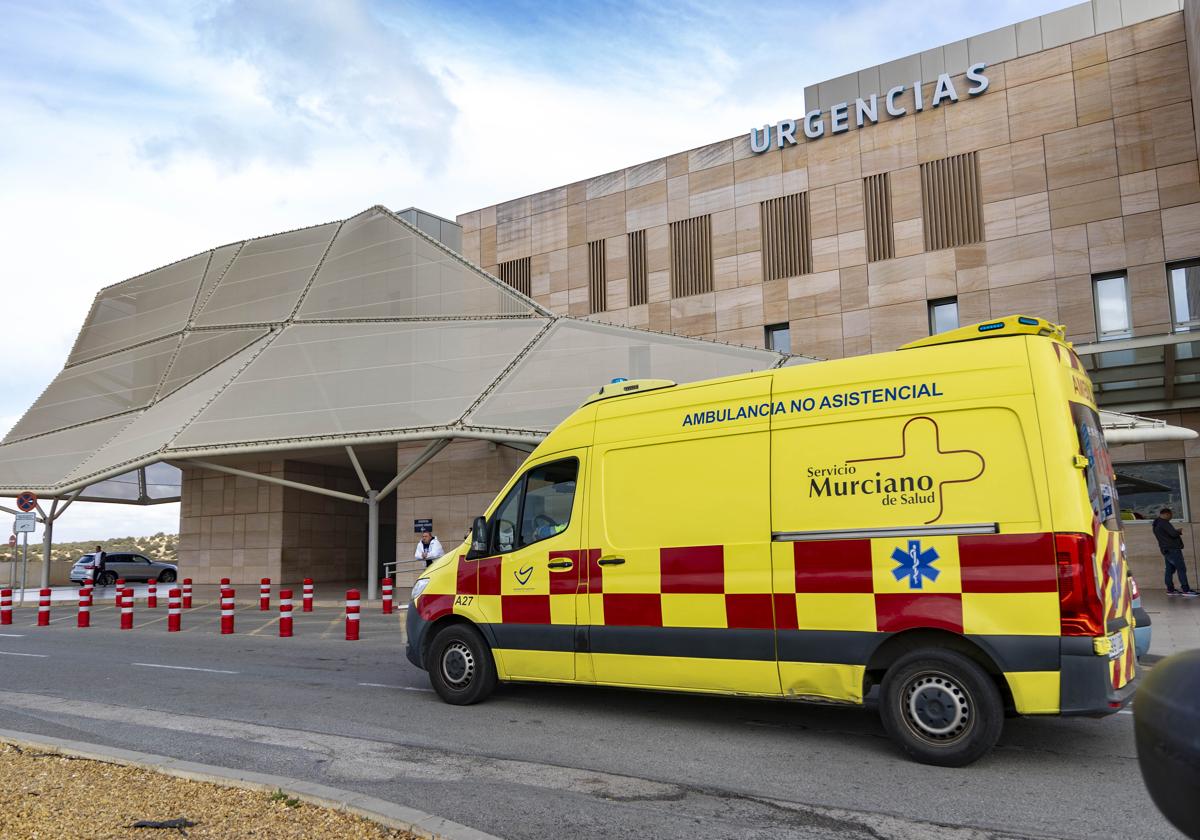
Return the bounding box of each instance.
[406,315,1136,766]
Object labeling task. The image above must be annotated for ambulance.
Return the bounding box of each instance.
[406,315,1136,766]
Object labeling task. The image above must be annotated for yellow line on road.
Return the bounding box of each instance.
[247,616,280,636]
[319,613,344,639]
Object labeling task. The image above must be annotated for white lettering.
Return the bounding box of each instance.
[885,85,907,117]
[913,80,925,112]
[803,109,825,139]
[931,73,958,107]
[966,62,989,95]
[855,95,878,128]
[830,102,849,134]
[777,118,798,147]
[749,125,771,153]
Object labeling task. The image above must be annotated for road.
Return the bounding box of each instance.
[0,599,1174,840]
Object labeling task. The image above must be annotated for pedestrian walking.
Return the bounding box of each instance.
[415,531,444,567]
[1153,508,1198,597]
[92,545,107,585]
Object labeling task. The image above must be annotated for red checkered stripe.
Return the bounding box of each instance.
[422,546,775,629]
[790,533,1057,634]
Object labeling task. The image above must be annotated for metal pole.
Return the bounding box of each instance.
[39,499,56,590]
[367,490,379,601]
[19,532,28,606]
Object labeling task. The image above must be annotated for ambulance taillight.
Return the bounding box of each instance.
[1055,532,1104,637]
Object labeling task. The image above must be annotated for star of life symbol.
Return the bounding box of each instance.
[891,540,940,589]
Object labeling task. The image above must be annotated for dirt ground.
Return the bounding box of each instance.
[0,741,424,839]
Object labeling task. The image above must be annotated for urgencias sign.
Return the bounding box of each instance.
[749,63,989,153]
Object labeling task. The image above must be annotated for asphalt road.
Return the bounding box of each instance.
[0,599,1177,840]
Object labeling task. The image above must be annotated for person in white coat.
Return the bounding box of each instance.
[415,532,444,567]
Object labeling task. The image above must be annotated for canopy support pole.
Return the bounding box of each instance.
[367,490,380,601]
[377,439,450,503]
[177,460,368,504]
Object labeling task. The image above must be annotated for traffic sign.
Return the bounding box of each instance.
[14,513,36,533]
[15,492,37,513]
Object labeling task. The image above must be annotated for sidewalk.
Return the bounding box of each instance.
[1140,588,1200,657]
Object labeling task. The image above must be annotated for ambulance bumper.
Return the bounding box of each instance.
[405,603,428,670]
[1059,637,1138,716]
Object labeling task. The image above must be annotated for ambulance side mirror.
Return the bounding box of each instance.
[467,516,489,560]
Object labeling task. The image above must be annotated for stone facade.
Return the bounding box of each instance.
[458,12,1198,358]
[179,460,394,585]
[392,439,528,586]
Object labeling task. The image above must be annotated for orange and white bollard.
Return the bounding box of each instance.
[302,578,313,612]
[37,588,50,626]
[1,589,11,625]
[259,578,270,611]
[279,589,293,638]
[381,578,394,615]
[119,588,133,630]
[78,587,91,628]
[345,589,360,640]
[147,579,158,608]
[182,578,192,609]
[220,588,234,635]
[168,588,181,632]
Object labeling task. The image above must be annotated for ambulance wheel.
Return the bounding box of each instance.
[880,649,1003,767]
[427,623,496,705]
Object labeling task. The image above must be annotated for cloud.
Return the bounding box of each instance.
[139,0,457,170]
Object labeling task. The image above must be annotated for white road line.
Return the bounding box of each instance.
[357,682,433,692]
[1118,709,1134,715]
[0,633,25,638]
[132,663,239,675]
[0,651,47,657]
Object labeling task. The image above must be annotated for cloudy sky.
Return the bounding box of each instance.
[2,0,1067,541]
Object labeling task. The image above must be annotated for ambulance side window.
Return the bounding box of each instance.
[520,460,577,548]
[486,458,579,555]
[490,481,522,554]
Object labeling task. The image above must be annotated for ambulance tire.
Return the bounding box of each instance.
[880,649,1003,767]
[427,623,497,705]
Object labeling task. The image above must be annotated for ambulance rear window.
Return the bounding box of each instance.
[1071,402,1120,531]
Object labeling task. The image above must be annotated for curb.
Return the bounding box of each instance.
[0,727,501,840]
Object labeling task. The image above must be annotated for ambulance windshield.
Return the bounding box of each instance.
[1071,402,1120,531]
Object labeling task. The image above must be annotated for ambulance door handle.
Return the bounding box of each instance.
[597,556,625,566]
[547,560,574,570]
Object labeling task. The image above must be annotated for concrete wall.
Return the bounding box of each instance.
[391,439,528,586]
[178,460,393,585]
[1187,0,1200,144]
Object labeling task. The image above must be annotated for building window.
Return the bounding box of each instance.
[1115,461,1189,522]
[1093,272,1132,340]
[1169,259,1200,332]
[920,151,983,251]
[760,193,812,281]
[588,239,607,314]
[498,257,531,297]
[628,230,648,307]
[765,322,791,353]
[669,215,713,298]
[929,298,959,334]
[863,174,894,262]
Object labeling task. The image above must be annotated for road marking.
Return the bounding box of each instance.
[357,682,433,692]
[132,663,239,675]
[1118,709,1133,715]
[0,651,47,657]
[247,616,280,636]
[0,633,25,638]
